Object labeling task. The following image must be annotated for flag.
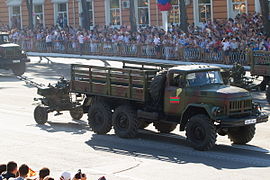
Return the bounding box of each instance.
[28,168,37,177]
[170,97,180,104]
[157,0,172,11]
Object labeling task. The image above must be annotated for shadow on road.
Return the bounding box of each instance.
[35,121,89,135]
[26,62,71,81]
[0,73,21,82]
[85,131,270,170]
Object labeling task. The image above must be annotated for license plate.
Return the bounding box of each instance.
[13,60,20,63]
[245,119,256,125]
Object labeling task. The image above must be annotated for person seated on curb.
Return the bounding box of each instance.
[0,164,7,180]
[11,164,29,180]
[38,168,50,180]
[0,164,7,174]
[2,161,18,180]
[42,176,54,180]
[59,172,71,180]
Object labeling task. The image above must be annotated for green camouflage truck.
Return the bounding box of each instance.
[70,63,268,151]
[0,32,30,75]
[250,51,270,104]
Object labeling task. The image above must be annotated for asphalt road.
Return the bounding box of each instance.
[0,56,270,180]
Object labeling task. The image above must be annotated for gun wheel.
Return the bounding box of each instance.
[34,105,48,124]
[12,62,26,76]
[70,107,84,120]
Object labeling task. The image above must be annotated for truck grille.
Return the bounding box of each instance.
[228,100,252,116]
[4,47,21,59]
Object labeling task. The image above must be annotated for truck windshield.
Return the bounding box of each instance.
[186,71,224,87]
[0,35,10,43]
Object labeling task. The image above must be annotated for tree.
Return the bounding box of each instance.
[129,0,137,33]
[81,0,90,30]
[26,0,33,30]
[179,0,188,33]
[259,0,270,37]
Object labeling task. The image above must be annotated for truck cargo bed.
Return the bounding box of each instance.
[70,64,158,102]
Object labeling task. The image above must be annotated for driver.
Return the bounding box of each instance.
[193,72,209,86]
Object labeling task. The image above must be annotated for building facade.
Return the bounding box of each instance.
[0,0,268,29]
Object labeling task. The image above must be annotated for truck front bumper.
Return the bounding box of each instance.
[0,57,30,65]
[219,112,268,127]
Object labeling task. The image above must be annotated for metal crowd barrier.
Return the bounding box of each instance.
[17,39,270,66]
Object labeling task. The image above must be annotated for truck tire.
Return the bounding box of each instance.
[88,102,112,134]
[227,125,255,144]
[153,122,177,133]
[150,71,167,107]
[34,105,48,124]
[70,106,84,120]
[266,86,270,104]
[186,114,216,151]
[12,62,26,76]
[113,105,138,138]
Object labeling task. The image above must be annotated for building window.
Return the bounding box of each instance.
[232,0,247,15]
[10,6,21,29]
[33,4,44,27]
[110,0,121,25]
[137,0,149,26]
[55,3,68,28]
[169,0,180,25]
[268,0,270,15]
[198,0,212,22]
[87,1,94,26]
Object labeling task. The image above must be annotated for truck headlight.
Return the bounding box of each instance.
[212,107,222,116]
[252,102,261,114]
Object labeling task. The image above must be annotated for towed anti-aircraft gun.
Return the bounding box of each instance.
[18,76,84,124]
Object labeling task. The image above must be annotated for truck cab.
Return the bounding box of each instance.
[0,32,30,75]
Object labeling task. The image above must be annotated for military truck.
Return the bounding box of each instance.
[35,63,266,151]
[250,51,270,103]
[0,32,30,75]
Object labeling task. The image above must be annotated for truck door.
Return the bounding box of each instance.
[164,73,185,115]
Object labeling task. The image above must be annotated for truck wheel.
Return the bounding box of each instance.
[34,105,48,124]
[88,102,112,134]
[227,125,256,144]
[186,114,216,151]
[139,120,151,129]
[70,107,84,120]
[150,71,167,107]
[12,62,26,76]
[153,122,177,133]
[266,86,270,104]
[113,105,138,138]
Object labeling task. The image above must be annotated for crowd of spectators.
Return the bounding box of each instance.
[0,162,106,180]
[1,12,270,53]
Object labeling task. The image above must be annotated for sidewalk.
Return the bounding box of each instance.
[27,52,251,70]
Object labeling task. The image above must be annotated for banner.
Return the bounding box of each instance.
[157,0,172,11]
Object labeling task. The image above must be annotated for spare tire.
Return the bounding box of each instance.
[150,71,167,108]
